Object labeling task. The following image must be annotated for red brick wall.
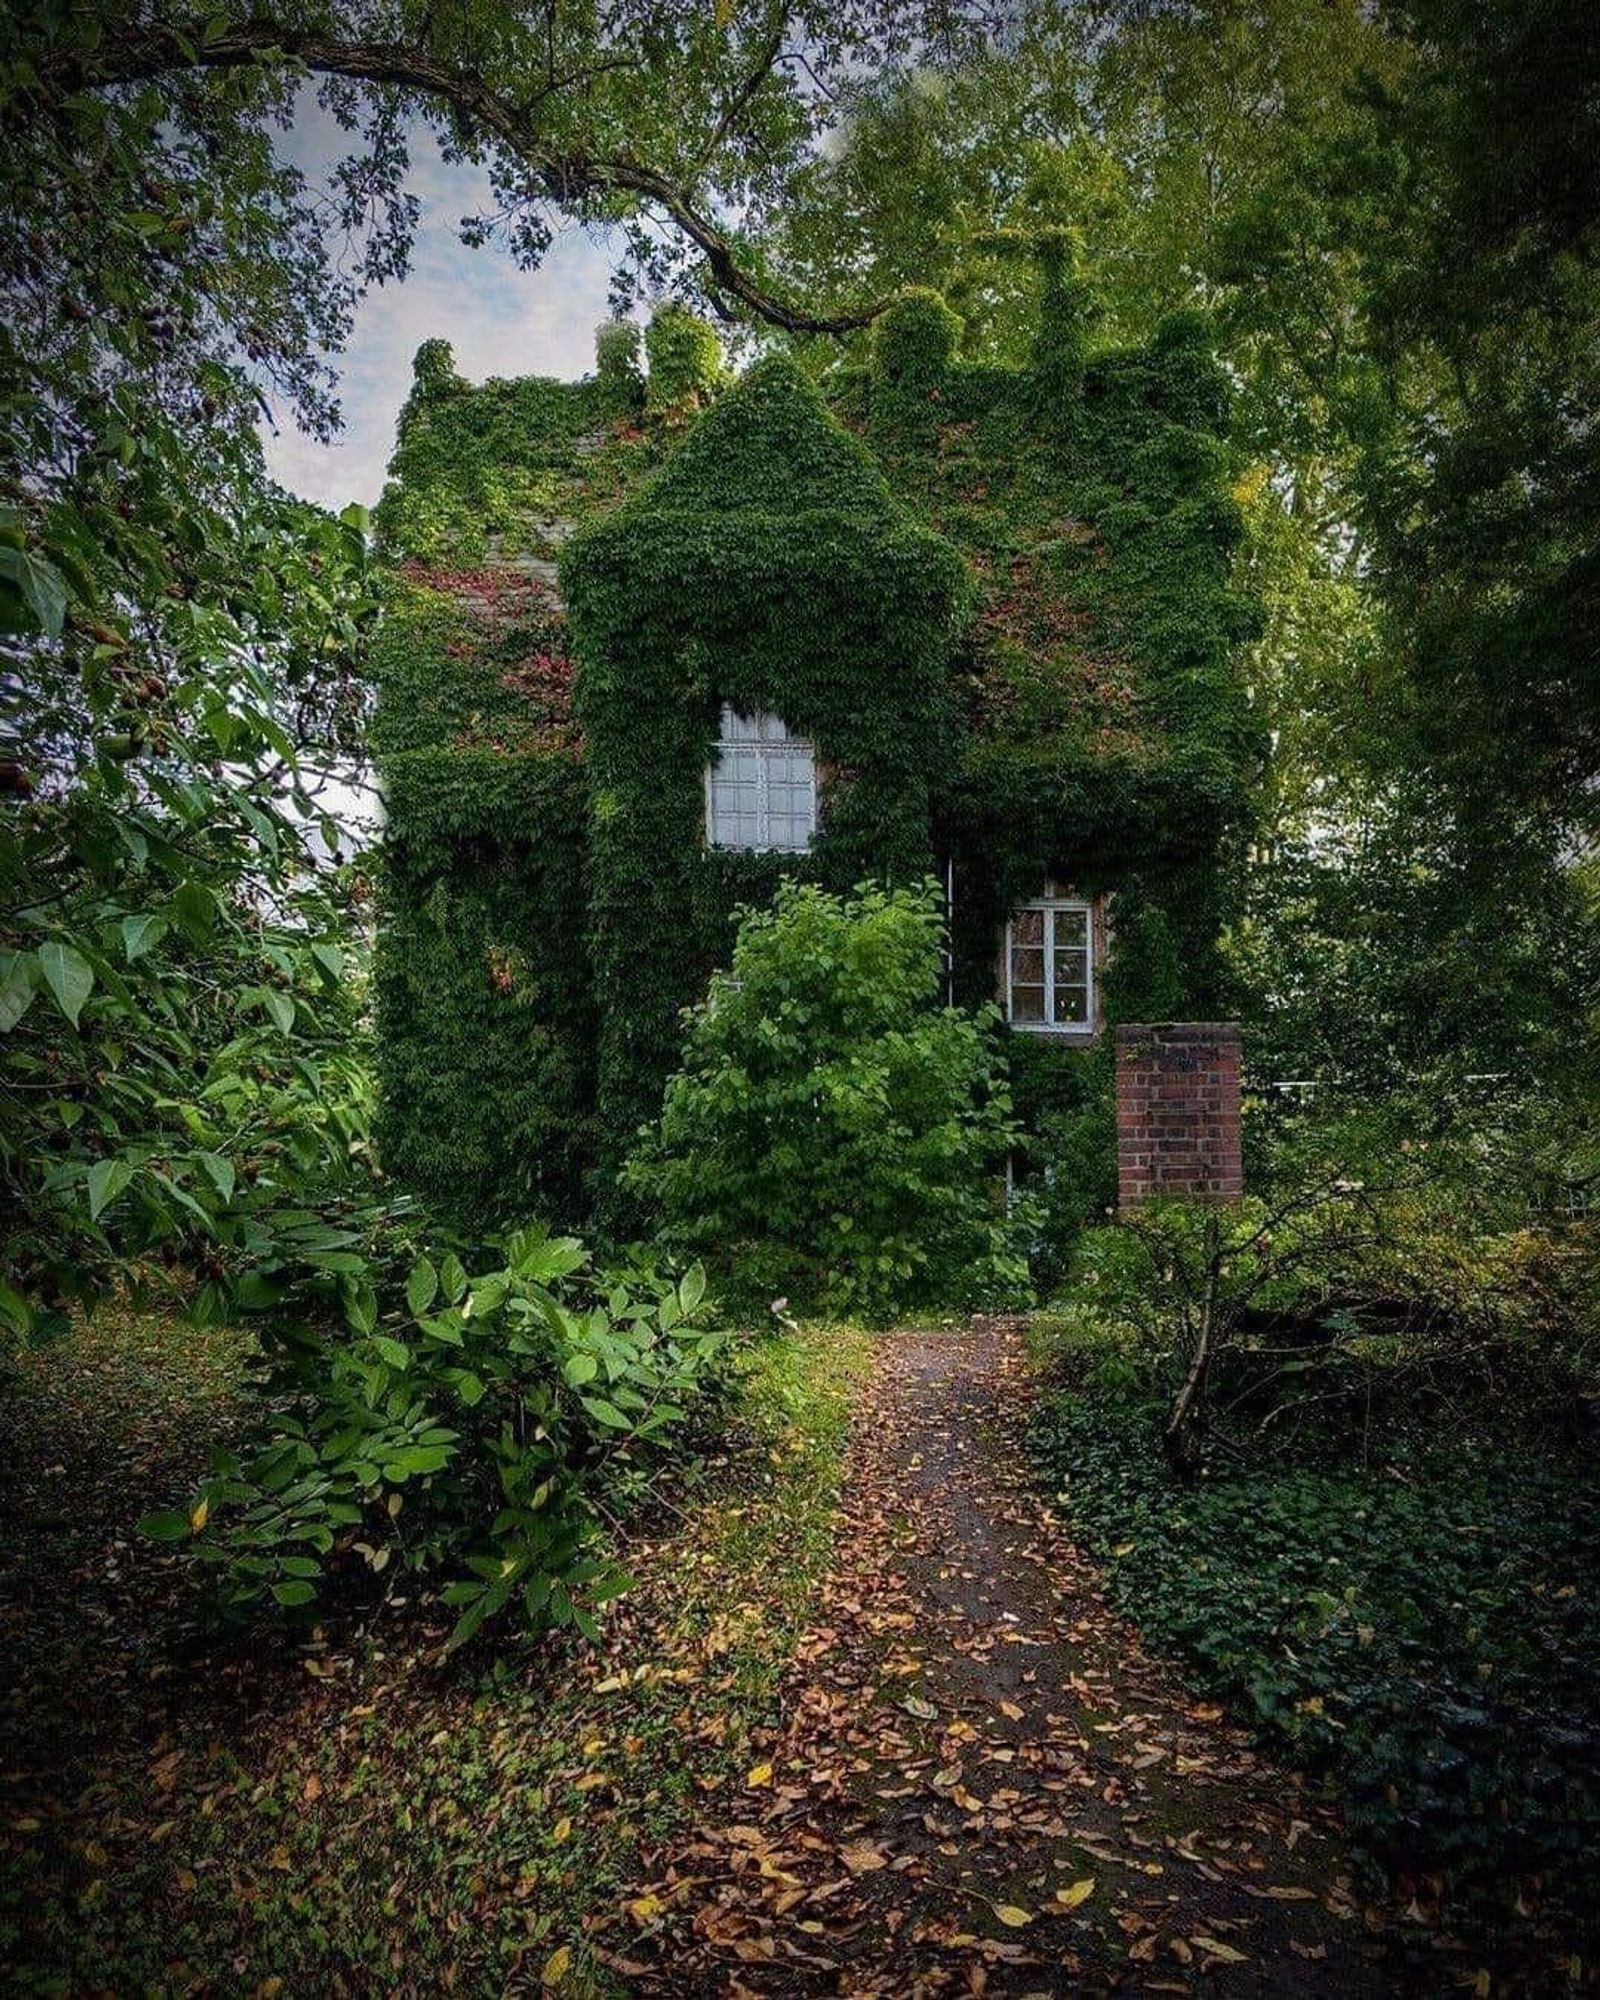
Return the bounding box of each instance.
[1114,1023,1244,1210]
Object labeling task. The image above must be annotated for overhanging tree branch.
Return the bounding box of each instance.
[26,18,883,335]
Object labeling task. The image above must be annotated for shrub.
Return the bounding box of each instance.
[144,1229,730,1649]
[624,879,1026,1321]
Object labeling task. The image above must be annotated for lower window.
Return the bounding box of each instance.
[1005,898,1093,1032]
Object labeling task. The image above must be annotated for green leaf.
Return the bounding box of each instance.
[260,987,295,1033]
[562,1350,599,1387]
[197,1150,235,1201]
[406,1257,439,1317]
[86,1155,135,1221]
[273,1579,318,1607]
[679,1262,707,1316]
[372,1335,411,1370]
[439,1252,468,1304]
[139,1509,193,1541]
[171,879,219,944]
[0,544,70,636]
[0,951,35,1032]
[121,913,168,963]
[580,1396,631,1430]
[38,941,94,1027]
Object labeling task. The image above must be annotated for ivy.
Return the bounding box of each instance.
[372,280,1261,1232]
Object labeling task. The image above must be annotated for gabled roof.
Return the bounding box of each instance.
[619,354,906,525]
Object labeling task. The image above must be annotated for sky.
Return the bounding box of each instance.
[259,113,618,515]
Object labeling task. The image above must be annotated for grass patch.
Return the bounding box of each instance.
[0,1316,873,1996]
[1027,1382,1600,1925]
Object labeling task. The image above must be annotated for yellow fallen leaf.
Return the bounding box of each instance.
[994,1904,1033,1928]
[745,1762,773,1788]
[1111,1542,1136,1557]
[1055,1878,1096,1909]
[1193,1936,1248,1964]
[628,1894,664,1924]
[174,1867,198,1894]
[551,1816,572,1844]
[541,1944,571,1986]
[189,1498,209,1533]
[998,1699,1024,1722]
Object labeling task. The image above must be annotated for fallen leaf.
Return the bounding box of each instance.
[994,1904,1033,1928]
[839,1840,888,1874]
[1192,1936,1249,1964]
[541,1944,571,1987]
[1054,1878,1095,1910]
[745,1762,773,1788]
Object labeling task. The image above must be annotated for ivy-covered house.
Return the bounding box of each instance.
[368,267,1260,1229]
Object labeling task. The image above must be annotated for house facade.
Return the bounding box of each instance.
[368,274,1260,1229]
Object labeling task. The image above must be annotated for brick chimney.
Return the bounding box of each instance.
[1115,1023,1244,1211]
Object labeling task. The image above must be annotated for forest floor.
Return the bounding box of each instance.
[0,1314,1543,1996]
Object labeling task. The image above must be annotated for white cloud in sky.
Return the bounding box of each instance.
[259,111,618,514]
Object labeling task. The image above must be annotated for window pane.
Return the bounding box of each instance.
[1011,983,1046,1023]
[1011,907,1044,948]
[706,726,816,850]
[1053,947,1088,985]
[1053,909,1088,948]
[1011,945,1045,984]
[1054,983,1089,1024]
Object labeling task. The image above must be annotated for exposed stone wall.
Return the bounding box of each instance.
[1114,1022,1243,1209]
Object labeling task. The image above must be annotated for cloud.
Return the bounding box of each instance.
[259,114,618,513]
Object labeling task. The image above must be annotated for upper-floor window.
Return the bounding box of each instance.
[704,706,816,853]
[1005,896,1093,1032]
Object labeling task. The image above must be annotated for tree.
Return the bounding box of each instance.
[0,0,985,1341]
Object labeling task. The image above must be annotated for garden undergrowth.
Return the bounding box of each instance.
[1027,1375,1600,1951]
[0,1312,874,1997]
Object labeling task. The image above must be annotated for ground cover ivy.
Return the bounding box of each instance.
[1028,1382,1600,1919]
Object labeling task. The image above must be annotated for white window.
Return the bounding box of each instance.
[704,706,816,853]
[1005,896,1093,1033]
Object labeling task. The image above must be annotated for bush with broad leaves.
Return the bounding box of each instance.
[143,1229,729,1649]
[625,878,1026,1322]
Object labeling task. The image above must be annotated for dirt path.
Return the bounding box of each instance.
[621,1324,1397,1996]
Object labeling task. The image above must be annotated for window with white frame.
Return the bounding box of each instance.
[1005,896,1093,1032]
[704,706,816,853]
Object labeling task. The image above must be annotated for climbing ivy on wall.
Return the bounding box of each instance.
[561,355,970,1194]
[369,566,595,1225]
[369,279,1261,1233]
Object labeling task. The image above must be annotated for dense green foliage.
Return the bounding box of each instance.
[565,354,972,1189]
[1030,1385,1600,1913]
[374,287,1260,1227]
[1029,1087,1600,1916]
[148,1228,728,1649]
[627,880,1022,1320]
